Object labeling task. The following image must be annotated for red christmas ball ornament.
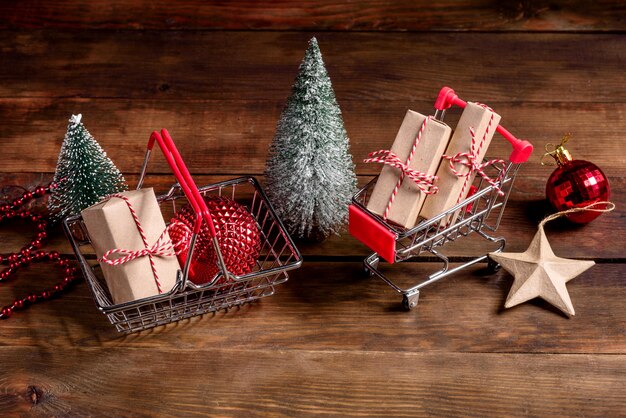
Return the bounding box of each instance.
[169,196,261,285]
[544,134,610,224]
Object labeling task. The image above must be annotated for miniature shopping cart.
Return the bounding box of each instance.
[349,87,533,310]
[64,129,302,333]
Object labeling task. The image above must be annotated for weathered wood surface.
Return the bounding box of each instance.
[1,174,624,259]
[0,262,624,355]
[2,347,625,416]
[1,0,625,32]
[1,2,625,416]
[1,99,625,177]
[2,32,625,103]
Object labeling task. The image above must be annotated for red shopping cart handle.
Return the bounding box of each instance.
[349,204,397,264]
[147,129,217,237]
[434,86,533,164]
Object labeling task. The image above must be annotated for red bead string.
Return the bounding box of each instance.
[0,184,80,319]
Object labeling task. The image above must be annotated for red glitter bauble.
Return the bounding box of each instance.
[546,149,610,224]
[169,196,261,285]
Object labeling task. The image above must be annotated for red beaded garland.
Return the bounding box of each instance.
[0,184,80,319]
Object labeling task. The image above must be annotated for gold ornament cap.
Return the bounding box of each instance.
[541,133,573,166]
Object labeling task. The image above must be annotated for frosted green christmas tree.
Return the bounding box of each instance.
[265,37,357,240]
[48,114,127,223]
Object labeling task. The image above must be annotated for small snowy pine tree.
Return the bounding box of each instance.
[48,114,127,223]
[264,37,357,240]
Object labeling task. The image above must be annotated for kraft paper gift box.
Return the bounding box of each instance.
[81,188,180,305]
[366,110,452,229]
[419,102,502,225]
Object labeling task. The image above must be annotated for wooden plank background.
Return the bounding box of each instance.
[0,1,624,416]
[1,1,625,31]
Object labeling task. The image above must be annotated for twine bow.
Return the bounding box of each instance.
[97,193,191,294]
[364,150,439,195]
[364,116,438,220]
[443,126,507,199]
[99,223,190,265]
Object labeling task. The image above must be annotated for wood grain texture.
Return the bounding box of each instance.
[1,349,625,416]
[0,262,624,354]
[1,5,625,415]
[1,0,625,32]
[1,173,624,259]
[1,99,626,177]
[1,32,626,103]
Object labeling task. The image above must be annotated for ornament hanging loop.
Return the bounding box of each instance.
[539,201,615,229]
[541,133,573,166]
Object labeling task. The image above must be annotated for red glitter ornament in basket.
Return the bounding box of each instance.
[543,134,611,224]
[170,196,261,285]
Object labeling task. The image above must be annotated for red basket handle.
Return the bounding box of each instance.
[144,129,217,238]
[434,86,533,163]
[137,129,234,284]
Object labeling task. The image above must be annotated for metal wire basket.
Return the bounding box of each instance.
[351,161,520,309]
[349,87,532,310]
[64,130,302,333]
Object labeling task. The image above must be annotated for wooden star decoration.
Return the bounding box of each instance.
[489,227,595,316]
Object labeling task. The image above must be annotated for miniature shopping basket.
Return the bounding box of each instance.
[63,129,302,333]
[349,87,533,310]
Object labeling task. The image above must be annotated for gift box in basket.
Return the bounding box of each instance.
[364,110,451,229]
[81,188,181,305]
[64,129,302,333]
[363,98,510,230]
[349,86,533,310]
[420,101,503,227]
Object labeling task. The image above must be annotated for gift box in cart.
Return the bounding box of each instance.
[63,129,302,333]
[349,87,533,310]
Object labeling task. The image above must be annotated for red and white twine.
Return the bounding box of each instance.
[98,193,191,294]
[364,116,438,220]
[442,104,506,203]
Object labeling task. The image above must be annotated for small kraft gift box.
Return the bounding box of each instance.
[419,102,502,226]
[81,188,181,305]
[365,110,452,229]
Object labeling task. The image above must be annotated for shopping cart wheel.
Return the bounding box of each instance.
[402,292,419,310]
[487,258,501,273]
[363,257,379,276]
